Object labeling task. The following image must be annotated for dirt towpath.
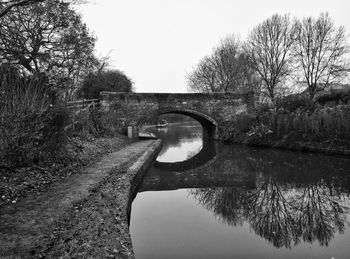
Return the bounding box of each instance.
[0,139,162,258]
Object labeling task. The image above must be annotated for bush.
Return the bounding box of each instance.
[77,69,133,99]
[0,66,69,166]
[70,107,108,137]
[219,113,256,142]
[254,102,272,115]
[275,94,315,112]
[267,105,350,141]
[223,94,350,146]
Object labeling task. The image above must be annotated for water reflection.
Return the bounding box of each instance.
[143,121,203,162]
[132,120,350,258]
[190,146,350,249]
[153,136,217,172]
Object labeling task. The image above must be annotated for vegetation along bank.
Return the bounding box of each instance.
[219,91,350,156]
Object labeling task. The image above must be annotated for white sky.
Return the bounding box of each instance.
[76,0,350,93]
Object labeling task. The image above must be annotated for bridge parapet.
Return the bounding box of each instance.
[100,91,255,139]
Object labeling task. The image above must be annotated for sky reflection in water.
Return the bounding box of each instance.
[131,120,350,259]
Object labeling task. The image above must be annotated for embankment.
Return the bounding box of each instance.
[0,139,162,258]
[220,104,350,156]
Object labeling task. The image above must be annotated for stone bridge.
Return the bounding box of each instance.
[100,91,255,139]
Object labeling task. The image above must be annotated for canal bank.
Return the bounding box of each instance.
[219,104,350,157]
[222,130,350,156]
[0,139,162,258]
[223,130,350,156]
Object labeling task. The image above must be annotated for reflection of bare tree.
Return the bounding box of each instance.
[146,121,350,249]
[190,177,349,249]
[292,184,348,246]
[244,178,296,248]
[191,187,245,226]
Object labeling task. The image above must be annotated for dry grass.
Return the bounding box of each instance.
[0,67,68,166]
[269,105,350,141]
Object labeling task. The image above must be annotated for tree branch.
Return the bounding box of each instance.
[0,0,45,18]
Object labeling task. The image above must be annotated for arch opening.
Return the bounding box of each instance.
[140,113,203,163]
[137,108,218,140]
[161,111,217,140]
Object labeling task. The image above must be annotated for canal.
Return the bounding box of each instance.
[130,116,350,259]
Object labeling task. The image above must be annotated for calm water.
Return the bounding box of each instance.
[130,120,350,259]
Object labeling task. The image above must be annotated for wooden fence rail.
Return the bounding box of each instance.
[66,99,100,109]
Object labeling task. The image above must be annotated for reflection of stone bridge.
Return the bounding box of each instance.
[137,165,253,192]
[154,138,217,172]
[134,144,350,250]
[100,92,255,139]
[138,143,256,192]
[137,140,258,192]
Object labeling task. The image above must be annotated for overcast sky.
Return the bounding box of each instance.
[76,0,350,93]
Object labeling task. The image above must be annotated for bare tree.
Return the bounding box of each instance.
[293,13,350,99]
[0,0,44,17]
[187,56,217,93]
[187,35,259,93]
[244,14,296,103]
[0,0,97,97]
[0,0,87,17]
[212,36,244,92]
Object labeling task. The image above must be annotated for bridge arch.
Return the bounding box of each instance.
[137,107,219,139]
[100,91,256,140]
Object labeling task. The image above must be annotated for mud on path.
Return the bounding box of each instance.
[0,139,162,258]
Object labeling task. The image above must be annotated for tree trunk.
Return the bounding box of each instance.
[308,84,316,99]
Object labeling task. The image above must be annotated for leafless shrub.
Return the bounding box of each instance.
[0,66,68,166]
[269,105,350,141]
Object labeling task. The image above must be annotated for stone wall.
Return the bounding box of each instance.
[100,91,255,139]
